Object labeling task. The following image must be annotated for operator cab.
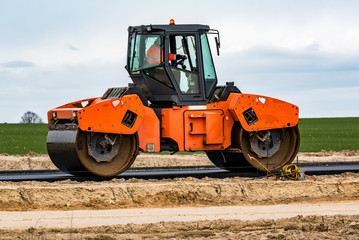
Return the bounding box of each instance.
[126,20,220,107]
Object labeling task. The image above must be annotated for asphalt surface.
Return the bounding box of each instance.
[0,162,359,181]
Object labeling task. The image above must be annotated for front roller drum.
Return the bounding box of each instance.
[47,130,87,175]
[47,130,139,177]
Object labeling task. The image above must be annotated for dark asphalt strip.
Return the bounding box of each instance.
[0,162,358,182]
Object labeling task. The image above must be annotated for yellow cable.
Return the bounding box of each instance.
[247,154,272,174]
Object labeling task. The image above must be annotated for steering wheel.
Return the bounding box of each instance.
[176,58,186,70]
[176,58,185,66]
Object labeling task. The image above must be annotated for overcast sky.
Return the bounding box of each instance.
[1,0,359,123]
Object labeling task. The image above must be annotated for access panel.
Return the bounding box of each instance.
[184,110,224,151]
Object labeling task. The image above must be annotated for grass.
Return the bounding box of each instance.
[298,117,359,152]
[0,123,48,154]
[0,117,358,155]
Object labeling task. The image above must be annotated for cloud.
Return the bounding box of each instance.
[307,43,321,52]
[217,45,359,75]
[1,61,36,68]
[1,0,359,122]
[66,44,80,51]
[286,86,359,118]
[214,46,359,112]
[0,61,128,123]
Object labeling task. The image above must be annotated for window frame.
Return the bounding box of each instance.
[200,33,218,99]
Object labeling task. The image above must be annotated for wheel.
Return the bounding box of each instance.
[77,131,139,177]
[47,130,139,177]
[238,126,300,172]
[206,151,254,172]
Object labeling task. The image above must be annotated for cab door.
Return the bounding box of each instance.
[167,34,204,103]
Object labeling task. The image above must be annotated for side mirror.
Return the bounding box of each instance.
[215,36,220,56]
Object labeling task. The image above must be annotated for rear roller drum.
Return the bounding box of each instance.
[206,123,255,172]
[206,151,254,172]
[239,126,300,172]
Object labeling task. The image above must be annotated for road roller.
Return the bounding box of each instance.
[47,20,300,177]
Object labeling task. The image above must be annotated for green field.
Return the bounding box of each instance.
[0,117,358,154]
[298,117,359,152]
[0,124,48,154]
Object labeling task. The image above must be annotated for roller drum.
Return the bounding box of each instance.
[47,129,139,177]
[47,130,87,175]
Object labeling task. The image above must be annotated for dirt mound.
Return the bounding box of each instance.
[300,150,359,157]
[0,152,47,157]
[0,173,358,211]
[297,151,359,163]
[1,215,358,239]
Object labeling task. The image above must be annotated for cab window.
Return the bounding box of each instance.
[129,34,162,72]
[129,34,174,88]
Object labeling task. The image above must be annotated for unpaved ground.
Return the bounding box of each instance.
[3,202,359,228]
[0,152,358,239]
[1,214,359,239]
[1,150,359,171]
[1,172,359,211]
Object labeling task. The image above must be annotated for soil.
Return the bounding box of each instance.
[1,150,359,171]
[1,214,359,239]
[0,151,358,239]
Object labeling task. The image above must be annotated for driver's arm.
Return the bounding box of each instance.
[169,53,187,61]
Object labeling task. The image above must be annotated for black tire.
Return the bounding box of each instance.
[206,151,254,172]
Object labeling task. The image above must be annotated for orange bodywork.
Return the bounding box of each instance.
[48,92,299,153]
[161,107,233,151]
[77,94,146,134]
[47,97,98,123]
[48,95,148,135]
[137,108,160,152]
[227,93,299,132]
[159,92,298,152]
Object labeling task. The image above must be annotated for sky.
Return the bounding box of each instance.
[1,0,359,123]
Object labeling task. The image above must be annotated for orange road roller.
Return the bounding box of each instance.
[47,20,300,177]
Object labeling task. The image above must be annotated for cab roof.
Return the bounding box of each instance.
[128,24,210,34]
